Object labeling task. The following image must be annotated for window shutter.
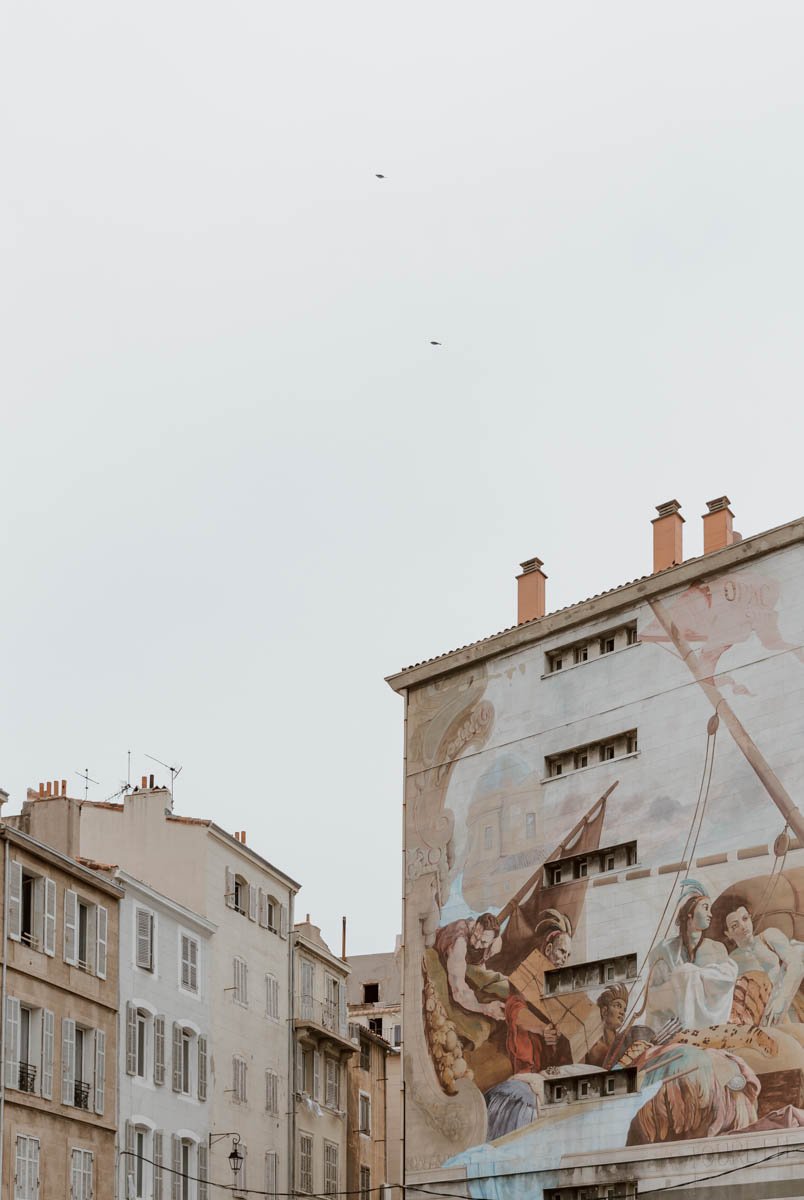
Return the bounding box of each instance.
[4,996,19,1089]
[95,906,108,979]
[71,1148,82,1200]
[242,960,248,1004]
[153,1132,164,1200]
[198,1035,207,1101]
[125,1121,135,1179]
[225,866,235,908]
[94,1029,105,1115]
[296,1046,303,1094]
[248,884,257,922]
[7,860,22,942]
[198,1144,209,1200]
[171,1136,181,1200]
[154,1014,166,1085]
[172,1022,182,1092]
[64,890,78,964]
[136,909,153,970]
[258,888,267,928]
[279,903,288,938]
[313,1050,321,1101]
[61,1017,76,1105]
[82,1151,93,1200]
[265,1151,277,1197]
[41,1009,54,1100]
[43,878,56,956]
[126,1002,137,1075]
[338,981,347,1036]
[189,939,198,990]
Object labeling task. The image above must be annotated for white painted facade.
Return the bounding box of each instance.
[116,870,215,1200]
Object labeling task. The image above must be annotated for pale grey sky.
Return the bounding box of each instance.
[3,3,804,953]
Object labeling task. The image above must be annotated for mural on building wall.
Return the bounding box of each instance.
[404,562,804,1187]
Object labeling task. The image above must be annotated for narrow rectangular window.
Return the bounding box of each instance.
[360,1166,371,1200]
[94,1029,106,1114]
[265,1153,277,1198]
[627,625,638,645]
[266,974,279,1019]
[95,905,108,979]
[299,1135,313,1194]
[181,935,198,992]
[360,1038,370,1072]
[8,861,22,942]
[359,1092,371,1134]
[574,750,588,770]
[136,1012,147,1077]
[600,743,615,762]
[41,1009,54,1100]
[154,1015,166,1086]
[198,1035,208,1101]
[325,1056,339,1108]
[574,644,588,664]
[265,1068,278,1113]
[626,732,638,755]
[61,1018,75,1105]
[15,1134,40,1200]
[181,1031,192,1094]
[136,909,153,971]
[43,879,56,956]
[324,1143,338,1195]
[601,635,616,655]
[63,890,78,965]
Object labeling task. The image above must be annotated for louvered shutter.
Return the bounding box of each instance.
[154,1014,166,1084]
[265,1152,277,1198]
[4,996,19,1088]
[71,1148,82,1200]
[198,1035,207,1100]
[258,888,267,928]
[95,906,108,979]
[172,1022,182,1092]
[296,1046,304,1093]
[171,1136,181,1200]
[248,884,257,922]
[339,981,347,1036]
[279,903,288,938]
[153,1132,164,1200]
[63,890,78,964]
[242,960,248,1004]
[124,1122,135,1193]
[125,1003,137,1075]
[41,1009,54,1099]
[82,1151,93,1200]
[61,1018,75,1105]
[7,861,22,942]
[43,878,56,956]
[94,1030,105,1114]
[225,866,235,908]
[198,1144,209,1200]
[136,909,153,970]
[313,1051,321,1101]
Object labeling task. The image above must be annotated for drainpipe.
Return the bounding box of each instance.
[287,889,296,1200]
[0,834,10,1190]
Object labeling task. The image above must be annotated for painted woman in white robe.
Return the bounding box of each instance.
[646,879,737,1030]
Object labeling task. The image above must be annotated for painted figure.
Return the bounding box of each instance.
[433,913,507,1021]
[721,897,804,1024]
[645,879,737,1030]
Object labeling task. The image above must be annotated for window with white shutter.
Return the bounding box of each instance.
[258,889,268,928]
[5,996,20,1090]
[198,1035,208,1101]
[233,1055,247,1103]
[8,860,22,942]
[325,1057,339,1109]
[63,890,78,965]
[180,934,198,992]
[153,1132,164,1200]
[70,1149,93,1200]
[43,879,56,956]
[299,1134,313,1194]
[280,903,288,938]
[265,1152,277,1199]
[248,884,257,922]
[233,957,248,1006]
[198,1144,209,1200]
[338,981,347,1037]
[359,1091,371,1135]
[62,1018,76,1105]
[125,1002,137,1075]
[94,1030,105,1115]
[135,909,154,971]
[95,906,108,980]
[312,1051,320,1102]
[171,1136,181,1200]
[265,1068,279,1113]
[172,1023,183,1092]
[265,974,279,1020]
[225,866,236,909]
[15,1135,40,1200]
[154,1015,166,1086]
[41,1009,54,1100]
[324,1142,338,1196]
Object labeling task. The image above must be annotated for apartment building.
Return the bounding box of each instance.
[13,778,298,1198]
[112,868,215,1200]
[388,501,804,1199]
[0,816,122,1200]
[293,917,354,1199]
[346,1024,391,1200]
[347,947,402,1188]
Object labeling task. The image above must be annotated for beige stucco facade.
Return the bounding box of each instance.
[0,823,122,1200]
[346,1026,391,1199]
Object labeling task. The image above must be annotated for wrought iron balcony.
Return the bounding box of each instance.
[18,1062,36,1093]
[294,997,355,1053]
[74,1080,91,1110]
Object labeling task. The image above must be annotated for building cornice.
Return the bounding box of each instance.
[207,823,301,893]
[385,515,804,693]
[0,824,124,898]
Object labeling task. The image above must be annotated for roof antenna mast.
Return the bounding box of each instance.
[75,767,98,802]
[145,753,183,808]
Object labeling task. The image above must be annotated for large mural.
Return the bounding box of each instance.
[403,552,804,1193]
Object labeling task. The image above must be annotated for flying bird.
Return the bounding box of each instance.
[430,340,442,346]
[375,173,385,179]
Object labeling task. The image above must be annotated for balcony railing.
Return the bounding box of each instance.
[18,1062,36,1093]
[74,1080,91,1110]
[296,996,347,1038]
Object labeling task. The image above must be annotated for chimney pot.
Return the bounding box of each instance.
[652,499,684,572]
[141,776,148,789]
[61,780,67,796]
[46,782,52,797]
[516,556,547,624]
[39,782,45,797]
[149,774,154,789]
[702,495,735,554]
[241,830,246,844]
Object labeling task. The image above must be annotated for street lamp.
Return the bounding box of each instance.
[228,1136,243,1179]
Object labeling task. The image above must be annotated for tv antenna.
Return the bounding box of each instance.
[104,781,133,804]
[75,767,99,802]
[145,753,183,804]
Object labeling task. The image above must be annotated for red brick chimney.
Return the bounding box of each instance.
[652,500,684,572]
[702,495,735,554]
[516,557,547,624]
